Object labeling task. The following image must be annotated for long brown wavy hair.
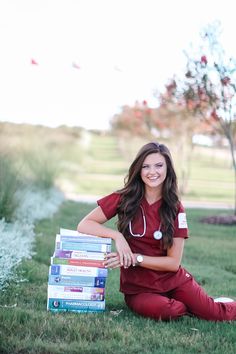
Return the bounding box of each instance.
[116,142,180,249]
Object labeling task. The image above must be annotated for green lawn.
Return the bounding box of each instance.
[56,133,234,206]
[0,201,235,354]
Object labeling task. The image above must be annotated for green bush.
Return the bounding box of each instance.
[0,155,20,222]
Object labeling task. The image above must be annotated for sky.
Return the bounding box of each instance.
[0,0,235,130]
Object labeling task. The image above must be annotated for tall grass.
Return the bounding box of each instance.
[23,149,60,190]
[0,154,21,222]
[0,201,235,354]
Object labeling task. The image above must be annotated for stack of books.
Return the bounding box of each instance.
[47,228,112,313]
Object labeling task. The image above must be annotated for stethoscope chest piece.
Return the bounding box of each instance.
[153,230,163,240]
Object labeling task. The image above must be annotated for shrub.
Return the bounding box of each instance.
[0,155,20,222]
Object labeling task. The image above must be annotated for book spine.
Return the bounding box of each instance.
[48,308,104,313]
[51,257,105,268]
[48,284,105,294]
[47,289,104,301]
[47,298,105,311]
[56,241,111,253]
[48,275,106,287]
[58,235,112,244]
[53,250,106,260]
[59,229,112,244]
[49,265,108,277]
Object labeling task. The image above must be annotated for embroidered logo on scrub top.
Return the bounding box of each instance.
[178,213,188,228]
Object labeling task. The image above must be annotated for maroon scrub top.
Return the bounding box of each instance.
[98,192,190,295]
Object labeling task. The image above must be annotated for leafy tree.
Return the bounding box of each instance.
[111,100,156,137]
[177,22,236,214]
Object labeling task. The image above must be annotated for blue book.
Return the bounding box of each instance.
[57,232,112,244]
[47,298,106,312]
[49,264,108,278]
[56,241,111,253]
[48,274,106,287]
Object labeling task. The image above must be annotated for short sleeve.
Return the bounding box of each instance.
[97,192,121,220]
[173,203,189,239]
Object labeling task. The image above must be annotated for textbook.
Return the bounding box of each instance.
[49,264,108,277]
[47,227,111,313]
[48,274,106,287]
[51,257,105,268]
[54,249,106,260]
[55,241,111,253]
[47,298,106,312]
[60,228,111,241]
[47,285,105,301]
[56,233,112,245]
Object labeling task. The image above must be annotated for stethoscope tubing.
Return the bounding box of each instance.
[129,205,162,240]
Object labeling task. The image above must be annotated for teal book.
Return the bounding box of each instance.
[47,298,106,312]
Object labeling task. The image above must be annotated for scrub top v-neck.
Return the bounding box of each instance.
[97,192,189,294]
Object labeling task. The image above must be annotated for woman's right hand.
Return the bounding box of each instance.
[114,233,136,268]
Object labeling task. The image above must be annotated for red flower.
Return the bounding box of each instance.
[31,58,38,65]
[142,100,148,106]
[211,109,219,121]
[200,55,207,65]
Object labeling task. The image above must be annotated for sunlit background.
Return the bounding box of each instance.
[0,0,235,130]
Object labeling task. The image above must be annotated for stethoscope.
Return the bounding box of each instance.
[128,205,163,240]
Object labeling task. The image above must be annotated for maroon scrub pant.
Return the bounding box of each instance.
[124,277,236,321]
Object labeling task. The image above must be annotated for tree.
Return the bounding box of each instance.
[110,100,155,137]
[178,22,236,215]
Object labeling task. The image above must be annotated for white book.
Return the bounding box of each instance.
[49,264,108,277]
[47,285,104,294]
[60,228,112,244]
[53,249,106,260]
[47,285,104,300]
[47,291,104,301]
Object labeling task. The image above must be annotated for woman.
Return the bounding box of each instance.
[77,142,236,321]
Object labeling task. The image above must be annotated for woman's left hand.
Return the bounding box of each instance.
[103,252,122,269]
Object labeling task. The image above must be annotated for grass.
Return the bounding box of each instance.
[0,201,235,354]
[0,122,234,206]
[56,133,234,206]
